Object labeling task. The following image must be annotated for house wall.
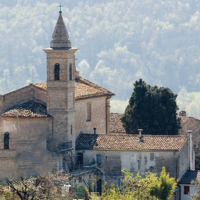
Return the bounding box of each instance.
[180,185,196,200]
[178,138,190,179]
[0,117,58,179]
[77,150,177,186]
[75,97,108,137]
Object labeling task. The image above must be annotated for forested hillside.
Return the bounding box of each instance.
[1,0,200,117]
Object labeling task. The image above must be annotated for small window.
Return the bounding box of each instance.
[181,153,184,163]
[184,186,190,195]
[76,153,83,165]
[4,132,9,149]
[69,63,72,80]
[96,154,102,168]
[150,153,154,161]
[86,103,91,121]
[54,63,60,80]
[71,125,72,135]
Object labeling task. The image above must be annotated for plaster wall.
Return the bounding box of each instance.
[180,185,196,200]
[75,97,107,137]
[77,150,177,186]
[178,138,190,179]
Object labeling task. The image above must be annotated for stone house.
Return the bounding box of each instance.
[75,132,195,187]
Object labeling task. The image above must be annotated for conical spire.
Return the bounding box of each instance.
[50,13,71,49]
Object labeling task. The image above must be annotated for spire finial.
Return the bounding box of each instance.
[58,3,63,14]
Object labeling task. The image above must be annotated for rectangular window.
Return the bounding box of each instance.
[150,153,154,161]
[181,153,184,163]
[96,154,102,168]
[184,186,190,194]
[86,103,91,121]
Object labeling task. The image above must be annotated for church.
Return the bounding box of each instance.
[0,11,114,179]
[0,10,195,198]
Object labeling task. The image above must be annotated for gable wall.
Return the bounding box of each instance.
[75,97,108,137]
[0,85,47,115]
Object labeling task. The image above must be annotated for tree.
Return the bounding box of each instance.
[121,79,181,135]
[150,167,177,200]
[0,171,75,200]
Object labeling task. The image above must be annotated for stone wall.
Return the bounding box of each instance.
[0,85,47,115]
[75,97,108,137]
[0,117,58,179]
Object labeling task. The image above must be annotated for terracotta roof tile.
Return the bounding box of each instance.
[76,134,187,151]
[110,113,126,133]
[2,100,51,118]
[33,77,114,100]
[179,170,200,185]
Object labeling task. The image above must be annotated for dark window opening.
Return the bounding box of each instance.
[184,186,190,195]
[76,152,83,165]
[4,132,9,149]
[71,125,72,134]
[54,63,60,80]
[69,64,72,80]
[96,154,102,168]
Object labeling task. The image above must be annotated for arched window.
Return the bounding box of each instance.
[54,63,60,80]
[4,132,9,149]
[69,64,72,80]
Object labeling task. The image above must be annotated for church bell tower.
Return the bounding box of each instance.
[43,11,77,147]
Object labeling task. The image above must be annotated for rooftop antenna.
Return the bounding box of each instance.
[58,3,63,14]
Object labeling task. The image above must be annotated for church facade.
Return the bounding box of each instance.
[0,12,113,179]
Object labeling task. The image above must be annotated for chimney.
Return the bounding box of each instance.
[138,129,143,142]
[187,130,193,170]
[94,128,96,134]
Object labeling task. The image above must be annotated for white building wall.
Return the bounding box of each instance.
[180,185,196,200]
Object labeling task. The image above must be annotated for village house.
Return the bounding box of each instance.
[0,11,196,198]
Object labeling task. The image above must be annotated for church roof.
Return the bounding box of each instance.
[50,13,71,49]
[52,13,69,40]
[33,77,114,100]
[76,134,187,151]
[2,100,51,118]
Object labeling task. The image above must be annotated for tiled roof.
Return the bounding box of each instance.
[33,77,114,100]
[110,113,126,133]
[76,134,187,151]
[179,170,200,185]
[2,100,51,118]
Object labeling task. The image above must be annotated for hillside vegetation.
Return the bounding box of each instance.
[1,0,200,117]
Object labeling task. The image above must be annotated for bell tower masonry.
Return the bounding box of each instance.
[43,11,77,147]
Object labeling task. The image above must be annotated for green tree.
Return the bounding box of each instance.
[150,167,177,200]
[121,79,181,135]
[100,166,177,200]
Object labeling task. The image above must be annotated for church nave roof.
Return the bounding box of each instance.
[33,77,114,100]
